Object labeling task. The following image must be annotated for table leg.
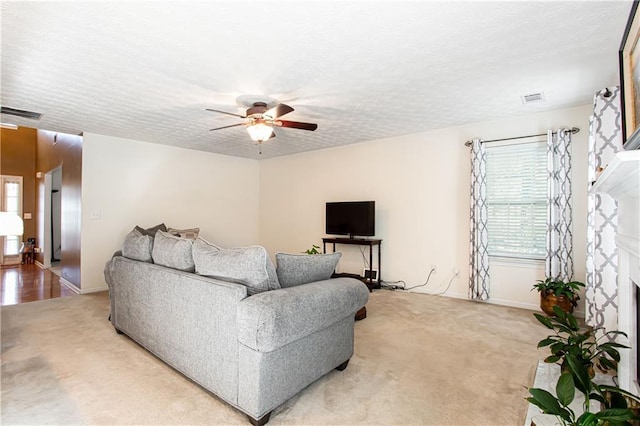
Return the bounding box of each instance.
[378,243,381,287]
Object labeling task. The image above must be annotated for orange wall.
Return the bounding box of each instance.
[0,127,37,242]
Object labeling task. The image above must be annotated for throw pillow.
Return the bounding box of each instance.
[167,227,200,240]
[192,238,280,295]
[122,228,154,263]
[134,223,167,237]
[275,252,342,288]
[151,230,195,272]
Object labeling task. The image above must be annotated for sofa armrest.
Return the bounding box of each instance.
[237,277,369,353]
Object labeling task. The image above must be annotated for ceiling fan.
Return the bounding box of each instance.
[207,102,317,152]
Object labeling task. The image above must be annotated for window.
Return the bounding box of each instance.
[485,141,546,259]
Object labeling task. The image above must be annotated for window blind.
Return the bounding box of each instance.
[485,141,547,259]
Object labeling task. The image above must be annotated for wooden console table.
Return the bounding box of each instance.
[322,237,382,289]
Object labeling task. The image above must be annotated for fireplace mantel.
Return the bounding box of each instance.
[589,149,640,394]
[591,150,640,200]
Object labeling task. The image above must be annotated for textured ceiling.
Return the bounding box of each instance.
[0,1,632,159]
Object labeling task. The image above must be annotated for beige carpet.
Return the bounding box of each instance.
[1,290,550,425]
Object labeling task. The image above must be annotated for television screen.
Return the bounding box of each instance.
[325,201,375,238]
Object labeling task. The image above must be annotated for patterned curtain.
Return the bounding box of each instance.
[586,87,622,332]
[469,138,490,301]
[546,129,573,281]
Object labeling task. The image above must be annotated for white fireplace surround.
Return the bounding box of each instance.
[590,150,640,395]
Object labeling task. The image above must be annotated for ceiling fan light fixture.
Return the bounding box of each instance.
[246,121,273,142]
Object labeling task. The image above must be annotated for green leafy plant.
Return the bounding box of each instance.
[527,306,639,425]
[535,306,628,375]
[533,278,585,307]
[527,354,638,425]
[304,244,321,255]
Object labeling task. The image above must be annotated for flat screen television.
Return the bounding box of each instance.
[325,201,375,238]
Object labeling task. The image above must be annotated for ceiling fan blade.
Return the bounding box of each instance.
[209,123,245,131]
[275,120,318,131]
[206,108,246,118]
[264,103,294,119]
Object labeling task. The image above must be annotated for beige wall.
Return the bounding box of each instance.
[258,104,592,311]
[80,133,261,293]
[4,104,592,311]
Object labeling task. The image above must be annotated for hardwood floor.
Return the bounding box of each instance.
[0,263,76,306]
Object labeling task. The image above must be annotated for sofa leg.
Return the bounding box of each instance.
[115,328,123,335]
[247,411,271,426]
[335,359,350,371]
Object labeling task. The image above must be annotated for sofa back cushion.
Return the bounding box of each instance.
[275,252,342,288]
[122,228,154,263]
[193,238,279,295]
[167,227,199,240]
[134,223,167,237]
[152,230,195,272]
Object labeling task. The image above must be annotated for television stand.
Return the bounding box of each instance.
[322,237,382,290]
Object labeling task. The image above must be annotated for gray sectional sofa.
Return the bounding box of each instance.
[104,226,369,425]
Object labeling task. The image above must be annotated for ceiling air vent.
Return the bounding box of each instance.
[1,106,42,120]
[521,92,545,104]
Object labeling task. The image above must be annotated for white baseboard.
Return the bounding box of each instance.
[441,291,539,311]
[60,278,107,295]
[35,260,45,269]
[79,285,108,294]
[417,290,585,318]
[60,278,81,294]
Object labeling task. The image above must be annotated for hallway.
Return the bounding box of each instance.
[0,263,76,306]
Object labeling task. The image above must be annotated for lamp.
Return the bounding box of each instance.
[0,212,24,236]
[246,119,274,143]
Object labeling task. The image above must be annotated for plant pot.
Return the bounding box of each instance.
[603,390,640,425]
[540,292,575,316]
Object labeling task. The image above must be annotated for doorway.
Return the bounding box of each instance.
[43,167,62,273]
[0,175,23,266]
[51,167,61,263]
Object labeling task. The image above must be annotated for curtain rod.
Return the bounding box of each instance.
[464,127,580,147]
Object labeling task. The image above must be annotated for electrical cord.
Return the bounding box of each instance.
[430,273,457,295]
[380,280,406,290]
[403,268,436,291]
[382,268,458,294]
[358,246,370,269]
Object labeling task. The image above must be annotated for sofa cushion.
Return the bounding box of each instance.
[134,223,167,237]
[168,227,200,240]
[275,252,342,288]
[122,228,154,263]
[152,230,195,272]
[237,277,370,352]
[193,238,279,295]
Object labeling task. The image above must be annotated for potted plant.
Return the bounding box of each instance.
[527,354,640,425]
[528,307,639,425]
[304,244,321,255]
[535,306,628,377]
[533,278,585,316]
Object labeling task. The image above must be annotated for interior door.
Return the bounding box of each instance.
[1,175,23,266]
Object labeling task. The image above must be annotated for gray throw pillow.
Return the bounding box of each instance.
[275,252,342,288]
[192,238,280,295]
[122,229,154,263]
[134,223,167,237]
[151,230,195,272]
[167,227,199,240]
